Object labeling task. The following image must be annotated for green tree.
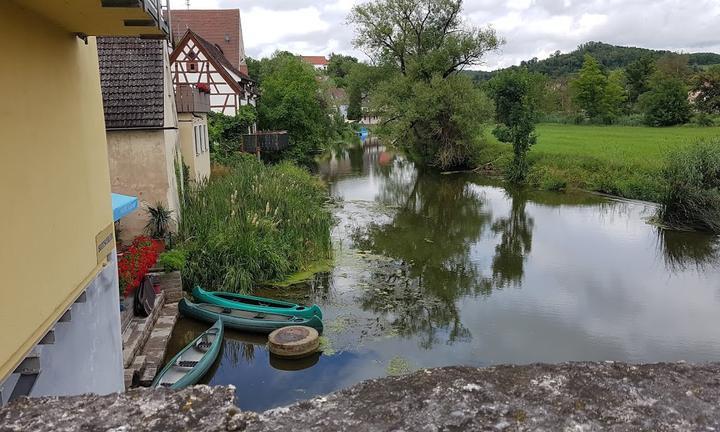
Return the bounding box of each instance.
[245,57,262,82]
[257,52,333,162]
[691,65,720,114]
[639,73,691,126]
[571,54,608,120]
[625,54,655,103]
[655,53,690,80]
[345,62,387,121]
[487,68,540,182]
[327,53,359,87]
[347,85,363,120]
[349,0,501,170]
[602,69,628,123]
[207,107,257,164]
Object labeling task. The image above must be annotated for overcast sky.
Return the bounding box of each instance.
[183,0,720,70]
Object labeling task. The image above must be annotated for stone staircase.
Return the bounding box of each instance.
[121,271,182,389]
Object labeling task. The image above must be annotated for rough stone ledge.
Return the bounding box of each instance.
[2,362,720,431]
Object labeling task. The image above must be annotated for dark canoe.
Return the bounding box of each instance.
[151,319,223,390]
[192,286,323,319]
[179,299,324,334]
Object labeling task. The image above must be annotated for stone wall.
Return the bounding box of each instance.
[2,362,719,431]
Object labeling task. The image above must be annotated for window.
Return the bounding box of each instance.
[202,124,208,151]
[194,125,200,156]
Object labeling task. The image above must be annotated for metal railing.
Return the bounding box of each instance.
[241,131,290,154]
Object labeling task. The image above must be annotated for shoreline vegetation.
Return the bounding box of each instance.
[175,155,333,293]
[476,123,720,201]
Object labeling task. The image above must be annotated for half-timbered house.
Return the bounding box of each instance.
[170,29,258,116]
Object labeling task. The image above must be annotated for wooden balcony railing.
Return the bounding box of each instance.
[241,131,290,154]
[175,85,210,113]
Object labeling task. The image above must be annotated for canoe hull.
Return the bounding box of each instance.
[192,286,323,319]
[152,319,223,389]
[179,299,324,334]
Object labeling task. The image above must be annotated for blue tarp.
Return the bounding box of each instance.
[111,193,138,222]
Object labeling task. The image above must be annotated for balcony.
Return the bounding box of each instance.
[14,0,170,38]
[241,132,290,154]
[175,85,211,114]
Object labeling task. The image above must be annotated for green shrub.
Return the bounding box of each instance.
[659,139,720,233]
[158,249,186,272]
[692,112,716,127]
[177,155,332,292]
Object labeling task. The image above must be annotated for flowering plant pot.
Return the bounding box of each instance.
[196,83,211,94]
[118,236,163,298]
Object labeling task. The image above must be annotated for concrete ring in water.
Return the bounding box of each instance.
[268,326,320,358]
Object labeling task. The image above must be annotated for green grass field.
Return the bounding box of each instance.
[480,124,720,202]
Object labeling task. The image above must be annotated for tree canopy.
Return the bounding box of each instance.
[349,0,501,169]
[487,68,542,182]
[256,52,333,162]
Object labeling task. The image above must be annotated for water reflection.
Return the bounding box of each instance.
[490,188,534,288]
[166,140,720,412]
[658,229,720,271]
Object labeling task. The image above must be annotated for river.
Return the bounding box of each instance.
[167,141,720,411]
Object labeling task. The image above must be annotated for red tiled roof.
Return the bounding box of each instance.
[169,9,244,70]
[301,56,329,66]
[190,30,252,82]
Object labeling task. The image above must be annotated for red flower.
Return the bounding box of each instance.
[118,236,164,297]
[196,83,211,94]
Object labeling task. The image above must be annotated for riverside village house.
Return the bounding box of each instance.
[0,0,170,404]
[170,29,258,116]
[98,37,185,243]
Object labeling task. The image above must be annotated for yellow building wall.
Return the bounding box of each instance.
[0,3,115,380]
[178,113,211,182]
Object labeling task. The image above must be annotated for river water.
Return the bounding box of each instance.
[167,142,720,411]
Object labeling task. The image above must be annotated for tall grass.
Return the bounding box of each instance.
[178,155,332,292]
[477,124,720,202]
[658,139,720,233]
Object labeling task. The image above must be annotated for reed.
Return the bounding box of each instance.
[177,155,333,292]
[658,139,720,233]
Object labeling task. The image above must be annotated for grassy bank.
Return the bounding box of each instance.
[177,155,333,293]
[478,124,720,202]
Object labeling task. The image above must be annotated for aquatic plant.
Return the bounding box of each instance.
[658,139,720,233]
[177,155,333,292]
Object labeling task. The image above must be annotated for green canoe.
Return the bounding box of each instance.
[152,319,223,389]
[192,286,323,319]
[179,299,324,334]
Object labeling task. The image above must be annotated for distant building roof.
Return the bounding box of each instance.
[97,37,165,130]
[168,9,245,70]
[301,56,329,66]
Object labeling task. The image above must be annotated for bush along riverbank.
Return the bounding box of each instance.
[175,155,333,293]
[658,139,720,233]
[477,124,720,203]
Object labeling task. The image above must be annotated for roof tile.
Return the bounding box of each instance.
[97,37,165,129]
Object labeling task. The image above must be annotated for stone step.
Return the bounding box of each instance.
[138,303,179,387]
[121,291,166,368]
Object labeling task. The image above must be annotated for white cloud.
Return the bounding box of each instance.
[182,0,720,69]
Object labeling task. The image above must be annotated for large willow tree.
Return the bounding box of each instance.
[349,0,501,169]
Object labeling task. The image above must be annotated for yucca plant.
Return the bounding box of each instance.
[145,202,174,240]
